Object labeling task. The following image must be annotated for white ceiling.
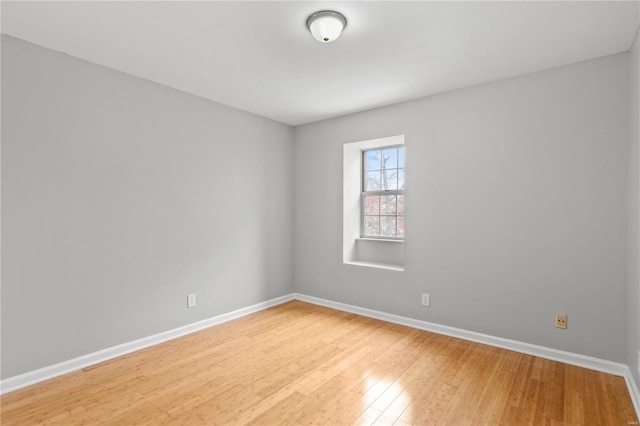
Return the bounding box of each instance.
[2,1,639,126]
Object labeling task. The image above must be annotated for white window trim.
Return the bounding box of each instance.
[361,144,405,240]
[343,135,405,271]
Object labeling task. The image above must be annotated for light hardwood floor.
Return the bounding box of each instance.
[1,300,637,425]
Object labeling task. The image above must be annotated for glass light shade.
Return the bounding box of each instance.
[306,11,346,43]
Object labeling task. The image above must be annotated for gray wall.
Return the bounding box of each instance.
[1,33,635,380]
[628,28,640,384]
[1,36,294,379]
[294,53,629,362]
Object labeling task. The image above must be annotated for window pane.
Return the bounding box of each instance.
[382,148,398,169]
[397,195,405,215]
[365,171,381,190]
[364,216,380,236]
[361,144,405,240]
[364,195,379,215]
[365,150,381,170]
[383,169,398,190]
[380,195,396,215]
[380,216,397,237]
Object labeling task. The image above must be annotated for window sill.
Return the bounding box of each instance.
[344,260,404,272]
[356,238,404,244]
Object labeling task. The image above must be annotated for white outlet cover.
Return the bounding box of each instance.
[187,294,196,308]
[421,293,430,307]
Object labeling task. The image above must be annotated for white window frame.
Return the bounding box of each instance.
[343,135,405,271]
[361,145,405,240]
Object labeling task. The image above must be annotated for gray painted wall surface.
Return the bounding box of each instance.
[628,28,640,384]
[294,53,629,363]
[1,36,294,378]
[1,33,635,381]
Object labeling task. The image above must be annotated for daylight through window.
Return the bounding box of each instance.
[362,146,405,238]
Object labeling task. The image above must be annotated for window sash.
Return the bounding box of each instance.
[361,191,404,239]
[361,144,405,240]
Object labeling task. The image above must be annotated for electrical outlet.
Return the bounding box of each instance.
[555,313,567,329]
[421,293,430,307]
[187,294,196,308]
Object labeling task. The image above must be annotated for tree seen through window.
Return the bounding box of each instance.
[362,146,405,238]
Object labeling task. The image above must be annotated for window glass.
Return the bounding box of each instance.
[361,146,405,239]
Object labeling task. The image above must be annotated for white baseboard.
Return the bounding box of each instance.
[0,294,295,395]
[293,293,640,418]
[3,291,639,420]
[626,372,640,420]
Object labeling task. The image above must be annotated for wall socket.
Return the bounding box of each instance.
[555,313,567,329]
[421,293,430,307]
[187,294,196,308]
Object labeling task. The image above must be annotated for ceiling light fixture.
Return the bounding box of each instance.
[306,11,347,43]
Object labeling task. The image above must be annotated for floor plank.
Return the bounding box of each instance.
[1,300,637,425]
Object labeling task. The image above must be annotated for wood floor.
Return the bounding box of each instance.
[1,301,637,425]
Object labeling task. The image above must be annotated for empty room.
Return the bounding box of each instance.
[2,1,640,424]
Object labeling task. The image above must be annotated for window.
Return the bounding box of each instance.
[362,146,405,239]
[343,135,404,270]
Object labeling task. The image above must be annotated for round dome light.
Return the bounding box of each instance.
[306,11,347,43]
